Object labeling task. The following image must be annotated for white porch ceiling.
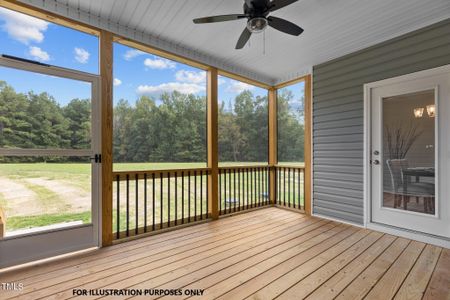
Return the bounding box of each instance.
[19,0,450,85]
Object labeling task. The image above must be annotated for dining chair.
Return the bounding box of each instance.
[386,159,434,213]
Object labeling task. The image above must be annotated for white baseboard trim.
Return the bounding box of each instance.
[312,213,365,229]
[367,222,450,248]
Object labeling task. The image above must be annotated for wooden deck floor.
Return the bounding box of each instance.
[1,207,449,300]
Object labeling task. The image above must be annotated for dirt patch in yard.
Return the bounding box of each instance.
[0,177,41,217]
[0,176,91,219]
[24,178,91,213]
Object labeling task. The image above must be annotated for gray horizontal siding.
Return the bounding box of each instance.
[312,18,450,225]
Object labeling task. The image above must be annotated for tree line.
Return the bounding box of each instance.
[0,80,304,163]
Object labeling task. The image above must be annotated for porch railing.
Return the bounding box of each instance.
[219,166,270,215]
[113,168,210,240]
[276,166,305,211]
[112,165,305,241]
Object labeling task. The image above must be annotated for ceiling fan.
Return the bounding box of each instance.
[193,0,303,49]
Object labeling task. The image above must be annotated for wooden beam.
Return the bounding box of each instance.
[115,37,209,71]
[100,30,113,246]
[218,70,271,90]
[207,68,219,220]
[274,74,311,89]
[268,88,277,205]
[304,75,312,215]
[0,0,99,36]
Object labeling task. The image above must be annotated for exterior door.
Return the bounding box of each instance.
[368,65,450,238]
[0,56,101,268]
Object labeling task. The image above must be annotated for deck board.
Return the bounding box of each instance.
[0,207,448,300]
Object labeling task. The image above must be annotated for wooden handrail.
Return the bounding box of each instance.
[112,166,305,182]
[218,165,270,171]
[112,167,211,181]
[275,165,305,170]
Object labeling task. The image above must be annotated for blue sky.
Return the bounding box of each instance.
[0,7,303,109]
[279,81,305,123]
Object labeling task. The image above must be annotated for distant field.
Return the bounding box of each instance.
[0,161,304,234]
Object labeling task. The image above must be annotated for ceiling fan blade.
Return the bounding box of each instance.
[236,28,252,49]
[268,0,298,12]
[268,16,303,36]
[193,14,247,24]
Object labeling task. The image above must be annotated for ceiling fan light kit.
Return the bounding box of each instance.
[247,17,268,33]
[193,0,303,49]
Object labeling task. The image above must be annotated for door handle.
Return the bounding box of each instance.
[372,160,380,165]
[90,154,102,163]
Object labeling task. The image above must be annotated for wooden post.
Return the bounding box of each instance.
[207,68,219,220]
[304,75,312,215]
[0,207,5,238]
[268,88,277,205]
[100,30,113,246]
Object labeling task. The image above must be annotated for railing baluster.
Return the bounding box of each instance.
[194,170,197,221]
[258,167,261,206]
[135,174,139,234]
[262,168,265,205]
[224,169,226,214]
[246,168,249,210]
[257,168,260,206]
[160,172,163,229]
[255,168,258,206]
[228,169,232,214]
[288,168,291,207]
[266,167,270,204]
[144,173,147,232]
[116,175,120,239]
[219,170,222,215]
[277,168,280,205]
[239,169,242,211]
[254,168,257,207]
[297,169,300,209]
[302,169,304,209]
[152,173,155,231]
[188,171,191,222]
[252,168,254,207]
[126,174,129,236]
[175,172,177,226]
[167,172,170,227]
[206,172,209,218]
[181,171,184,224]
[233,168,236,212]
[283,167,286,206]
[200,170,203,220]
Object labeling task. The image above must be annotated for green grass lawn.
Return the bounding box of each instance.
[0,161,304,233]
[6,212,91,231]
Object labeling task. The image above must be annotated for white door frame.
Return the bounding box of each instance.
[363,64,450,248]
[0,56,102,268]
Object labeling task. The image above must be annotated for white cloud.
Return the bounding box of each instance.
[175,70,206,84]
[144,57,176,69]
[74,47,90,64]
[113,78,122,86]
[0,7,48,44]
[29,46,50,61]
[123,49,145,61]
[226,81,255,94]
[137,82,205,95]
